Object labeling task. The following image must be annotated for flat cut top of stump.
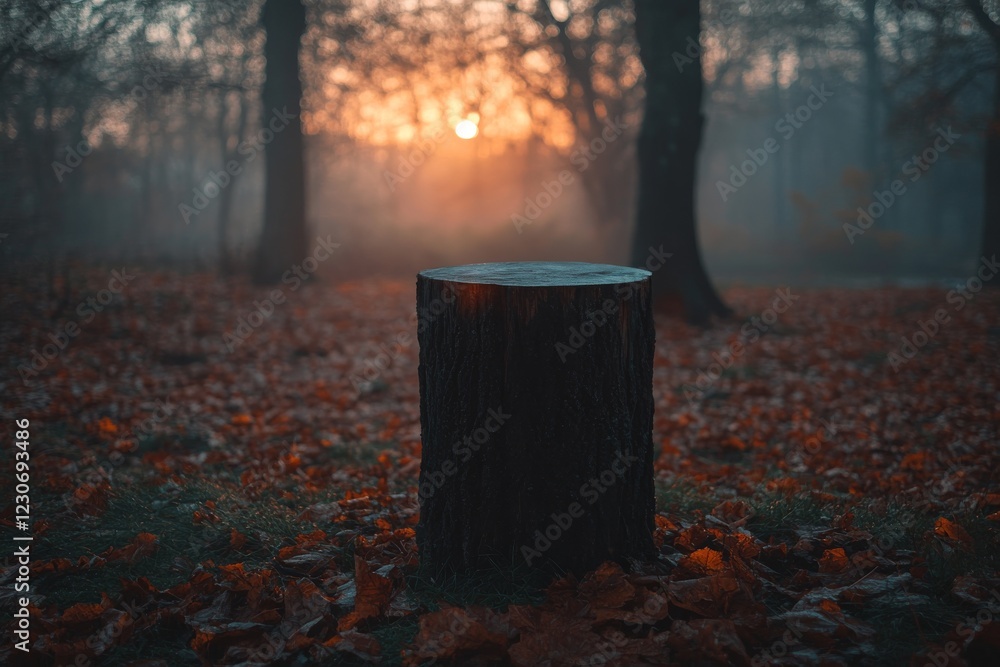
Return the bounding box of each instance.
[419,262,651,287]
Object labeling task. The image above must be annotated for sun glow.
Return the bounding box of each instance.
[454,119,479,140]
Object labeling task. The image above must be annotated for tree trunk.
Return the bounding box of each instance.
[772,46,788,237]
[253,0,308,284]
[862,0,882,182]
[218,90,249,276]
[416,262,656,576]
[630,0,731,325]
[216,90,233,275]
[983,65,1000,268]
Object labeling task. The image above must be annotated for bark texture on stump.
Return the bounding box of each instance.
[416,262,656,576]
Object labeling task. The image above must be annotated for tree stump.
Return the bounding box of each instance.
[416,261,656,575]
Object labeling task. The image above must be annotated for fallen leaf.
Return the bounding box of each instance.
[934,517,973,548]
[818,547,849,573]
[680,547,727,575]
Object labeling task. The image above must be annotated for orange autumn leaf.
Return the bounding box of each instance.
[711,500,754,524]
[232,413,253,425]
[669,573,740,617]
[351,555,394,624]
[190,630,215,654]
[31,558,76,575]
[114,532,158,563]
[680,547,726,575]
[675,524,710,551]
[934,517,973,548]
[722,435,747,451]
[337,611,364,633]
[723,532,761,559]
[818,599,842,614]
[655,514,681,532]
[62,601,107,624]
[405,607,508,665]
[72,484,109,516]
[819,548,850,573]
[766,477,801,495]
[900,451,928,470]
[577,561,635,608]
[192,509,217,524]
[97,417,118,434]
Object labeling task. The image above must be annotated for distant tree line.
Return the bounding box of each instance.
[0,0,996,310]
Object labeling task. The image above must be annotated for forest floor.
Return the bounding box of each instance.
[2,266,999,666]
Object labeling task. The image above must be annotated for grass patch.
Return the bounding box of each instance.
[745,491,835,539]
[366,619,420,667]
[655,478,717,516]
[849,500,935,552]
[406,561,547,612]
[852,589,965,667]
[101,626,201,667]
[34,479,345,607]
[321,438,399,465]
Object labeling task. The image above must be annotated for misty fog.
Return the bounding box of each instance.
[1,0,995,284]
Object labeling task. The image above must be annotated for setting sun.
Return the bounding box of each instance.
[454,119,479,140]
